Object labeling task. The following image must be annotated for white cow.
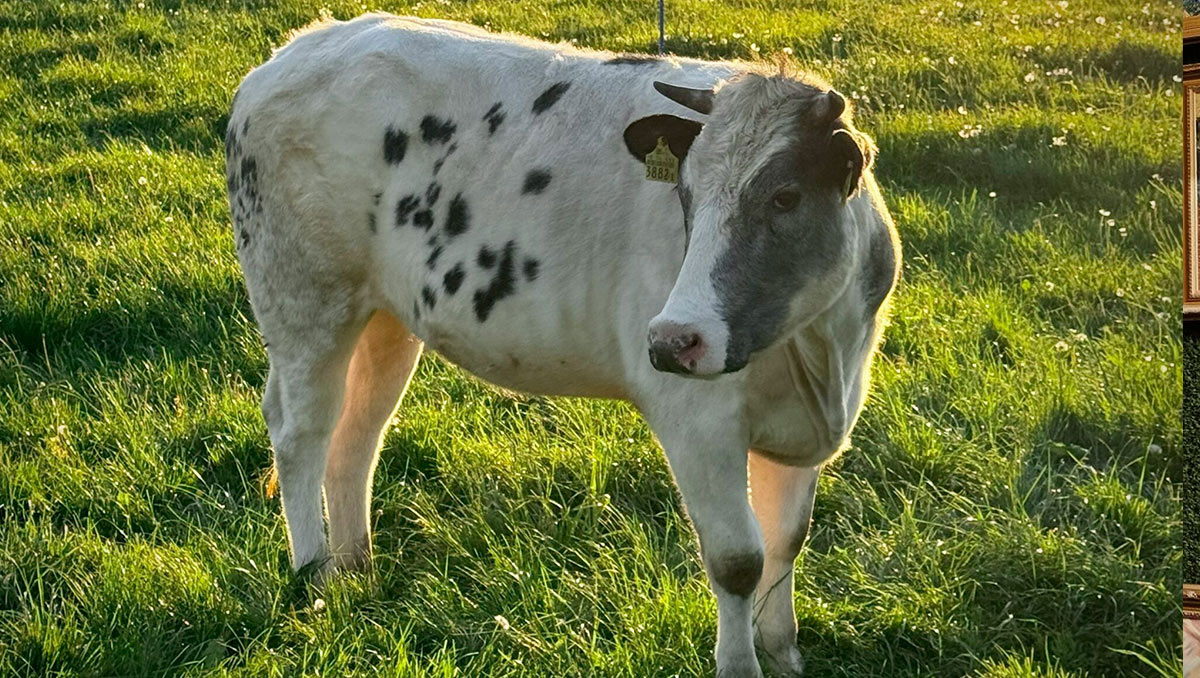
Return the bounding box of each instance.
[227,13,900,677]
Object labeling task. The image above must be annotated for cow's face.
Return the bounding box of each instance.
[624,73,876,377]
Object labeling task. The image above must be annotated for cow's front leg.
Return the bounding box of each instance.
[748,451,819,676]
[651,415,764,678]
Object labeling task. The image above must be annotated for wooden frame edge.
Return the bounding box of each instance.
[1186,16,1200,42]
[1186,584,1200,618]
[1187,76,1200,314]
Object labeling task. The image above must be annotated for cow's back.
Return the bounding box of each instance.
[230,14,741,398]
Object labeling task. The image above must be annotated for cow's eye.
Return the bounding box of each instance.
[771,188,801,212]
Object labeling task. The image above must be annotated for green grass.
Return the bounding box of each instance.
[0,0,1182,676]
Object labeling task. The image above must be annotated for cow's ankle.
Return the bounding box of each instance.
[757,641,804,677]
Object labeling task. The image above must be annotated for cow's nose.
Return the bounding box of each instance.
[647,322,707,374]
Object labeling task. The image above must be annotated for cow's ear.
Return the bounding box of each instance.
[827,128,876,199]
[623,115,704,162]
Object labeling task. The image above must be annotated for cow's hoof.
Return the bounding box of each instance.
[760,645,804,677]
[716,663,765,678]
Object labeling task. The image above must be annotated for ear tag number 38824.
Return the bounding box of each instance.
[645,137,679,184]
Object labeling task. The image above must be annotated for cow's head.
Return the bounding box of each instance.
[624,72,876,376]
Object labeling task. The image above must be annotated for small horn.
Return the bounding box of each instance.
[811,90,846,124]
[653,81,715,115]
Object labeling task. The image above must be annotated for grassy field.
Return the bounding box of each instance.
[0,0,1183,676]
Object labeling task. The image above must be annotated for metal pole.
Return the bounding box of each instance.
[658,0,665,55]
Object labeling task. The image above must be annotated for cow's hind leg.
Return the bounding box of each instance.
[324,310,423,572]
[748,451,819,677]
[261,306,364,576]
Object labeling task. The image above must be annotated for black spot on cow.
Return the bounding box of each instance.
[420,116,456,145]
[395,195,420,227]
[224,126,238,161]
[367,212,377,234]
[432,143,459,175]
[242,117,250,135]
[483,102,505,134]
[238,228,250,249]
[413,209,434,230]
[532,81,570,114]
[472,241,517,322]
[425,182,441,206]
[604,54,663,66]
[426,244,444,270]
[412,299,421,321]
[445,194,469,237]
[522,169,551,195]
[443,263,465,295]
[477,245,496,269]
[228,150,262,224]
[523,258,540,281]
[383,126,408,164]
[422,285,437,309]
[240,156,258,193]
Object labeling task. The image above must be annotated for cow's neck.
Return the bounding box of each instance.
[746,200,885,467]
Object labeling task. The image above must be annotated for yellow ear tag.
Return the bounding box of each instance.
[645,137,679,183]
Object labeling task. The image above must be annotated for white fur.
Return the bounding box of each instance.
[229,14,898,678]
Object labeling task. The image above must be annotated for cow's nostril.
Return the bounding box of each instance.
[647,322,708,374]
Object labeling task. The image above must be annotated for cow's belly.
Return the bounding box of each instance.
[374,249,644,401]
[432,338,630,400]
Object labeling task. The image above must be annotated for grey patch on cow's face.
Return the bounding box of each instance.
[522,170,551,195]
[420,116,456,145]
[395,195,419,227]
[483,102,505,135]
[413,209,434,230]
[710,146,847,372]
[605,54,662,66]
[383,126,409,163]
[532,81,570,114]
[443,262,465,294]
[445,194,469,237]
[477,245,496,269]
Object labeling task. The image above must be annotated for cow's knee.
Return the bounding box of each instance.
[710,547,764,598]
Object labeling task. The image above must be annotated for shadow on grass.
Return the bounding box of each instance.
[82,105,229,154]
[0,273,252,370]
[876,124,1169,211]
